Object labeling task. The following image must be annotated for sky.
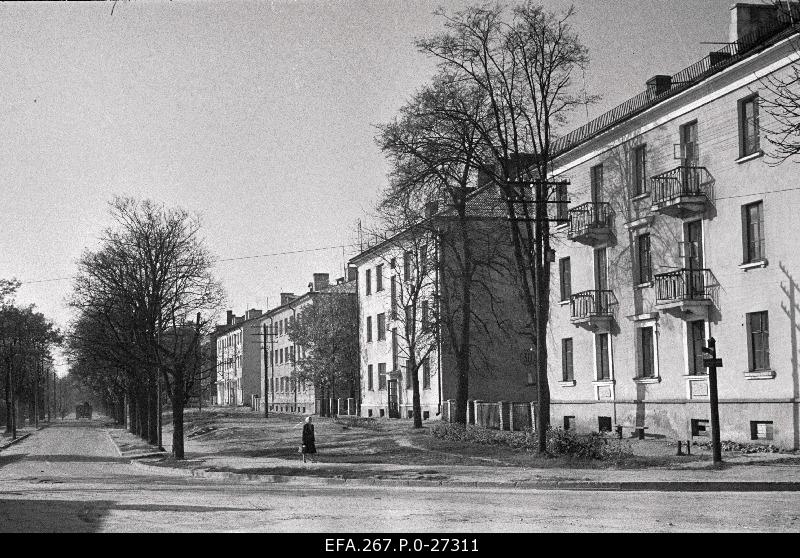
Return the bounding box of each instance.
[1,0,737,375]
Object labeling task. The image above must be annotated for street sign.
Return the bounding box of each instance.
[703,358,723,367]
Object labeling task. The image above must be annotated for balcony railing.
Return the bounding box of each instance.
[654,268,717,304]
[567,202,613,243]
[651,166,713,207]
[570,290,615,320]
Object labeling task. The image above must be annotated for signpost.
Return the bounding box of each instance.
[702,337,723,465]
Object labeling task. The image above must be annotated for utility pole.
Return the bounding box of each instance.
[196,312,202,415]
[702,337,723,465]
[157,330,164,452]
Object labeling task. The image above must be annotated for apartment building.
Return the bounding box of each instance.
[257,272,358,416]
[547,3,800,448]
[351,198,535,421]
[214,308,263,407]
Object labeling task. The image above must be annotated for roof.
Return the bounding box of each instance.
[552,15,800,158]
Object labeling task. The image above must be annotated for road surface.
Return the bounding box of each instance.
[0,422,798,532]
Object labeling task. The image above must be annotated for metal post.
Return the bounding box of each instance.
[196,312,202,415]
[262,323,269,418]
[704,337,722,464]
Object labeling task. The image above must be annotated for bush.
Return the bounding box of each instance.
[430,422,629,459]
[334,415,381,430]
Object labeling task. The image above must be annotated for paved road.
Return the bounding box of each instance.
[1,423,799,532]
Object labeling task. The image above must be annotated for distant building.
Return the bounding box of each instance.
[257,272,358,416]
[350,195,536,422]
[214,308,263,407]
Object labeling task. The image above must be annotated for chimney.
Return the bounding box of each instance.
[280,292,296,306]
[226,310,234,325]
[244,308,262,321]
[646,75,672,97]
[709,51,733,67]
[728,3,792,43]
[424,201,439,219]
[347,266,358,282]
[312,273,330,292]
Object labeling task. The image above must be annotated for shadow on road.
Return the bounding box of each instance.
[0,498,258,533]
[0,454,26,469]
[20,454,127,464]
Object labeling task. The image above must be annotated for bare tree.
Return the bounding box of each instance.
[377,75,514,424]
[287,291,359,414]
[418,2,593,451]
[70,197,224,459]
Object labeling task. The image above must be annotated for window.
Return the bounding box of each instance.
[563,416,576,431]
[366,316,373,342]
[368,409,373,417]
[638,326,655,378]
[403,251,411,281]
[742,201,765,263]
[689,320,707,375]
[739,94,760,157]
[590,164,603,203]
[390,276,397,319]
[633,144,647,196]
[422,357,431,390]
[598,416,612,432]
[377,313,386,341]
[559,257,571,301]
[420,244,428,272]
[555,182,568,221]
[405,359,411,387]
[367,364,374,391]
[561,338,574,381]
[278,320,283,336]
[391,328,398,370]
[596,333,610,380]
[750,420,774,441]
[423,410,430,420]
[279,348,284,364]
[421,300,429,332]
[691,419,709,437]
[637,233,652,284]
[747,311,770,371]
[365,268,372,295]
[378,363,386,390]
[376,264,384,291]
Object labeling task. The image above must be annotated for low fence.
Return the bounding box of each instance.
[443,399,536,431]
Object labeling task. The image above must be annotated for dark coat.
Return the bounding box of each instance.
[302,423,316,454]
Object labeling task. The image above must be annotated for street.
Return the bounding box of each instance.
[0,423,798,532]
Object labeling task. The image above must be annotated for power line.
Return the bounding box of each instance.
[18,242,360,286]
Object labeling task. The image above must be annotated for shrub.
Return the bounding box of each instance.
[334,415,381,430]
[430,422,629,459]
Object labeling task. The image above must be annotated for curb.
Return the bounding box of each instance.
[127,460,800,492]
[0,432,32,451]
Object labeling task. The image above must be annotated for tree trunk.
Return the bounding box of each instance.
[147,377,158,445]
[410,357,422,428]
[171,379,185,459]
[4,359,11,434]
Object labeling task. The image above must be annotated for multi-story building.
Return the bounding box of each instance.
[546,3,800,447]
[350,200,536,421]
[258,272,358,415]
[214,308,263,407]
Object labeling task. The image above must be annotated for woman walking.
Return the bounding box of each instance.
[301,416,316,463]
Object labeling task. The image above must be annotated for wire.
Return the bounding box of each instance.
[17,243,360,286]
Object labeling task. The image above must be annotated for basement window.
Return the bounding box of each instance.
[564,416,576,431]
[379,409,385,418]
[750,420,774,441]
[598,416,612,432]
[423,411,430,420]
[691,419,709,437]
[407,410,413,419]
[368,409,373,418]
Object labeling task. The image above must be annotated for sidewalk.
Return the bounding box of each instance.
[106,408,800,491]
[1,424,49,450]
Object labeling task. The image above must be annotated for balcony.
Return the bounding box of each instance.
[650,166,713,218]
[570,290,616,332]
[654,268,718,318]
[567,202,614,246]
